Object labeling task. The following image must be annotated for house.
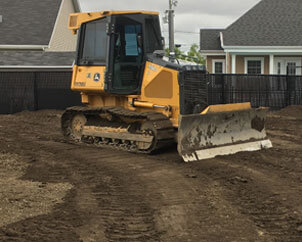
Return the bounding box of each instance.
[200,0,302,75]
[0,0,82,114]
[0,0,81,70]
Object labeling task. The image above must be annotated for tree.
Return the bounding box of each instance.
[165,44,205,64]
[186,44,204,64]
[165,47,186,60]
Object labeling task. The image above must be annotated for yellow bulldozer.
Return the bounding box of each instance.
[61,11,272,162]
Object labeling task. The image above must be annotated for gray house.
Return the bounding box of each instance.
[200,0,302,75]
[0,0,81,70]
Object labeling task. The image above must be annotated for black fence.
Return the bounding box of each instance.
[0,71,81,114]
[208,74,302,109]
[1,72,301,114]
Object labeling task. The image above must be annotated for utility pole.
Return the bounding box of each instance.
[166,0,177,62]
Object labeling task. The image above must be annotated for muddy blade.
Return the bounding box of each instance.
[178,108,272,162]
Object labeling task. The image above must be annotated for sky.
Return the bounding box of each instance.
[78,0,261,52]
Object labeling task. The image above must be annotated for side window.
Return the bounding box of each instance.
[145,19,162,53]
[82,20,107,61]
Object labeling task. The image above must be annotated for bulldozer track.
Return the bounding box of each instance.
[61,106,176,154]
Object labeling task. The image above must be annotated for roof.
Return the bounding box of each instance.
[0,51,76,67]
[223,0,302,46]
[200,29,224,51]
[0,0,62,45]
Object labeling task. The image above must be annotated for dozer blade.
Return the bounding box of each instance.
[178,108,272,162]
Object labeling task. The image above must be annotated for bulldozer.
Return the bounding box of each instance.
[61,11,272,162]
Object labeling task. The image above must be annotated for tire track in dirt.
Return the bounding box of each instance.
[0,112,253,241]
[0,132,266,241]
[71,152,161,242]
[65,145,273,242]
[0,137,161,241]
[188,157,302,242]
[0,109,302,241]
[0,120,168,242]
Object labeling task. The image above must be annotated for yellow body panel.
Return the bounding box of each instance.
[73,61,180,127]
[136,61,180,126]
[71,65,106,92]
[69,11,159,32]
[87,94,129,109]
[201,102,252,114]
[72,61,253,128]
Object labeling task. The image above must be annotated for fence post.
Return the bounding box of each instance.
[221,74,225,104]
[286,74,296,106]
[33,72,38,110]
[266,75,269,107]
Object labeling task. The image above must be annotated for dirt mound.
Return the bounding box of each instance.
[274,105,302,119]
[14,110,63,123]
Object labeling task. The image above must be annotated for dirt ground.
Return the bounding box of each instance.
[0,106,301,242]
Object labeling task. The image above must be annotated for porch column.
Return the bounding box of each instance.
[269,54,274,74]
[232,54,236,74]
[225,52,229,74]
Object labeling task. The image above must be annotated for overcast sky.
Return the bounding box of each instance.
[78,0,261,52]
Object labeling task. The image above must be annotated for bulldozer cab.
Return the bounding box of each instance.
[76,13,163,95]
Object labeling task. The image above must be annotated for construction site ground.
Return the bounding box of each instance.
[0,106,301,242]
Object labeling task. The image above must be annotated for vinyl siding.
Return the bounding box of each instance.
[47,0,78,52]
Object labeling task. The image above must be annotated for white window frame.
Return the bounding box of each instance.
[244,57,264,74]
[212,59,225,74]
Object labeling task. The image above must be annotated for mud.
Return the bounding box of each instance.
[0,107,301,241]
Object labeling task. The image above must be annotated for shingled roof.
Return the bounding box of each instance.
[0,51,76,67]
[200,29,224,51]
[0,0,62,46]
[224,0,302,46]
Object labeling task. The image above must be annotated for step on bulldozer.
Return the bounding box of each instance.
[61,11,272,162]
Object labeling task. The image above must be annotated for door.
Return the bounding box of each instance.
[107,15,144,94]
[274,58,302,75]
[285,61,301,75]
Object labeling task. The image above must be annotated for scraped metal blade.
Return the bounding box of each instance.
[178,108,272,162]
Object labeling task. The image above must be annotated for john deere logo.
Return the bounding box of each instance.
[94,73,101,82]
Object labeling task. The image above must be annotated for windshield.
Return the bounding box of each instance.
[79,18,107,65]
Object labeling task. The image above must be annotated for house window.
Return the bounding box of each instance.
[244,57,264,74]
[214,62,223,73]
[212,60,225,74]
[247,60,261,74]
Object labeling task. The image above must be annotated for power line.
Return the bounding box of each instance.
[162,30,199,35]
[175,31,199,34]
[164,44,198,47]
